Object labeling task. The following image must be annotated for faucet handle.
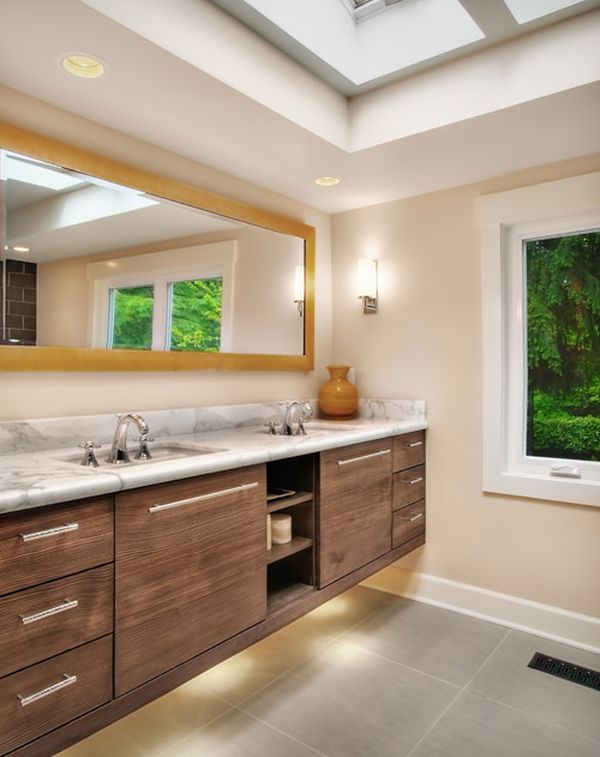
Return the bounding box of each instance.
[78,441,101,467]
[135,434,154,461]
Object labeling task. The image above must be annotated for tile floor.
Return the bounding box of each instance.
[59,586,600,757]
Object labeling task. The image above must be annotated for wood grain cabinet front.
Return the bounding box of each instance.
[115,465,267,695]
[319,439,392,588]
[0,636,112,755]
[0,565,113,678]
[0,497,113,597]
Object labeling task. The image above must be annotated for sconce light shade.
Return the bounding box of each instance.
[294,265,305,317]
[357,258,378,313]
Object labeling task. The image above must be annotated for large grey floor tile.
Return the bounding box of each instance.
[241,640,459,757]
[160,708,322,757]
[195,585,395,705]
[344,597,507,685]
[411,690,600,757]
[58,686,230,757]
[468,631,600,741]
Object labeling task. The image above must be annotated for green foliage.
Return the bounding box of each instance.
[532,414,600,462]
[111,286,153,350]
[527,232,600,461]
[527,232,600,392]
[170,278,222,352]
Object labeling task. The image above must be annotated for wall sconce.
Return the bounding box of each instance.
[294,265,305,317]
[357,258,378,314]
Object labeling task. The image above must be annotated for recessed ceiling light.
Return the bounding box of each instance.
[315,176,341,187]
[61,54,105,79]
[12,246,30,253]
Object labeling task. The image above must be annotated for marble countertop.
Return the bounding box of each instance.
[0,400,427,515]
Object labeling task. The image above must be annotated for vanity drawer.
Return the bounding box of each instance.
[392,500,426,548]
[393,431,425,472]
[393,465,425,510]
[0,635,112,755]
[0,565,113,678]
[0,496,113,597]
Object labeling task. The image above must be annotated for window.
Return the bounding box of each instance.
[479,173,600,507]
[108,285,154,350]
[106,278,223,352]
[168,278,223,352]
[525,232,599,463]
[88,242,234,354]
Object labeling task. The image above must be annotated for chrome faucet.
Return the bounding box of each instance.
[281,401,313,436]
[107,413,149,464]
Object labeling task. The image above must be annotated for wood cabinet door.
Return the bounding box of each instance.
[115,465,267,695]
[319,439,392,588]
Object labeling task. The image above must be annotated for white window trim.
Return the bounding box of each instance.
[86,242,235,352]
[478,172,600,508]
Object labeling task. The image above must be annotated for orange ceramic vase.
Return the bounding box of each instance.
[318,365,358,419]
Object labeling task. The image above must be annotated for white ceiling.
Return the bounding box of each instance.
[0,0,598,214]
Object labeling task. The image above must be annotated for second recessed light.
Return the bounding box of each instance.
[315,176,341,187]
[61,54,105,79]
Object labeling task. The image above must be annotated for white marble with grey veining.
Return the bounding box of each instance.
[0,400,427,515]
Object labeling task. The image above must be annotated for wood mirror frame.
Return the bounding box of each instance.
[0,122,315,372]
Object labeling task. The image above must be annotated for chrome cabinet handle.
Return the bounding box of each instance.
[20,523,79,542]
[17,673,77,707]
[148,481,259,513]
[19,599,79,626]
[401,512,424,523]
[336,449,391,467]
[404,441,423,448]
[398,476,424,485]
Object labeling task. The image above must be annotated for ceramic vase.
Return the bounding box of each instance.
[318,365,358,419]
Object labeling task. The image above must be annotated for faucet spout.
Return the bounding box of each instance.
[108,413,149,464]
[282,401,313,436]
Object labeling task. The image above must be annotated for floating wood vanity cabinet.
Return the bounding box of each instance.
[0,496,114,756]
[392,431,426,548]
[115,465,267,695]
[319,438,393,587]
[1,431,426,756]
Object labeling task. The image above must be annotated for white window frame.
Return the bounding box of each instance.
[87,242,235,352]
[478,172,600,508]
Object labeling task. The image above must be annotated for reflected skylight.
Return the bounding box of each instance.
[502,0,588,24]
[1,153,84,191]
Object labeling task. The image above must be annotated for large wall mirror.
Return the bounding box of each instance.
[0,123,315,371]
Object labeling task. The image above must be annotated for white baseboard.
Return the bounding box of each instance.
[361,567,600,654]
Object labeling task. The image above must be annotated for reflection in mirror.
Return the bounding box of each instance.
[0,150,305,355]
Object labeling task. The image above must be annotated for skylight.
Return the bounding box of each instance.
[341,0,406,21]
[2,153,84,191]
[502,0,589,24]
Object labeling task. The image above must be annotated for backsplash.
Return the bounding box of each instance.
[0,399,426,456]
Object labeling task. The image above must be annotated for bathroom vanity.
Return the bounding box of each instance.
[0,402,426,756]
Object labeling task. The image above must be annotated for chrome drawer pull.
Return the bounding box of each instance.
[19,599,79,626]
[399,476,424,486]
[405,441,423,448]
[402,512,424,523]
[17,673,77,707]
[336,449,391,467]
[148,481,259,513]
[20,523,79,542]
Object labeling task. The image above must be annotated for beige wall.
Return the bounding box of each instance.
[0,86,332,419]
[332,154,600,618]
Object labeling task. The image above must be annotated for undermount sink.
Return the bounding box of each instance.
[258,421,363,437]
[53,441,224,468]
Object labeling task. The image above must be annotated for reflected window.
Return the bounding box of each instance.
[108,285,154,350]
[169,278,223,353]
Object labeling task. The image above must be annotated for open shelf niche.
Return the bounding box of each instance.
[266,454,316,614]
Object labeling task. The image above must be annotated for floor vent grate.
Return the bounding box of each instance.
[528,652,600,691]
